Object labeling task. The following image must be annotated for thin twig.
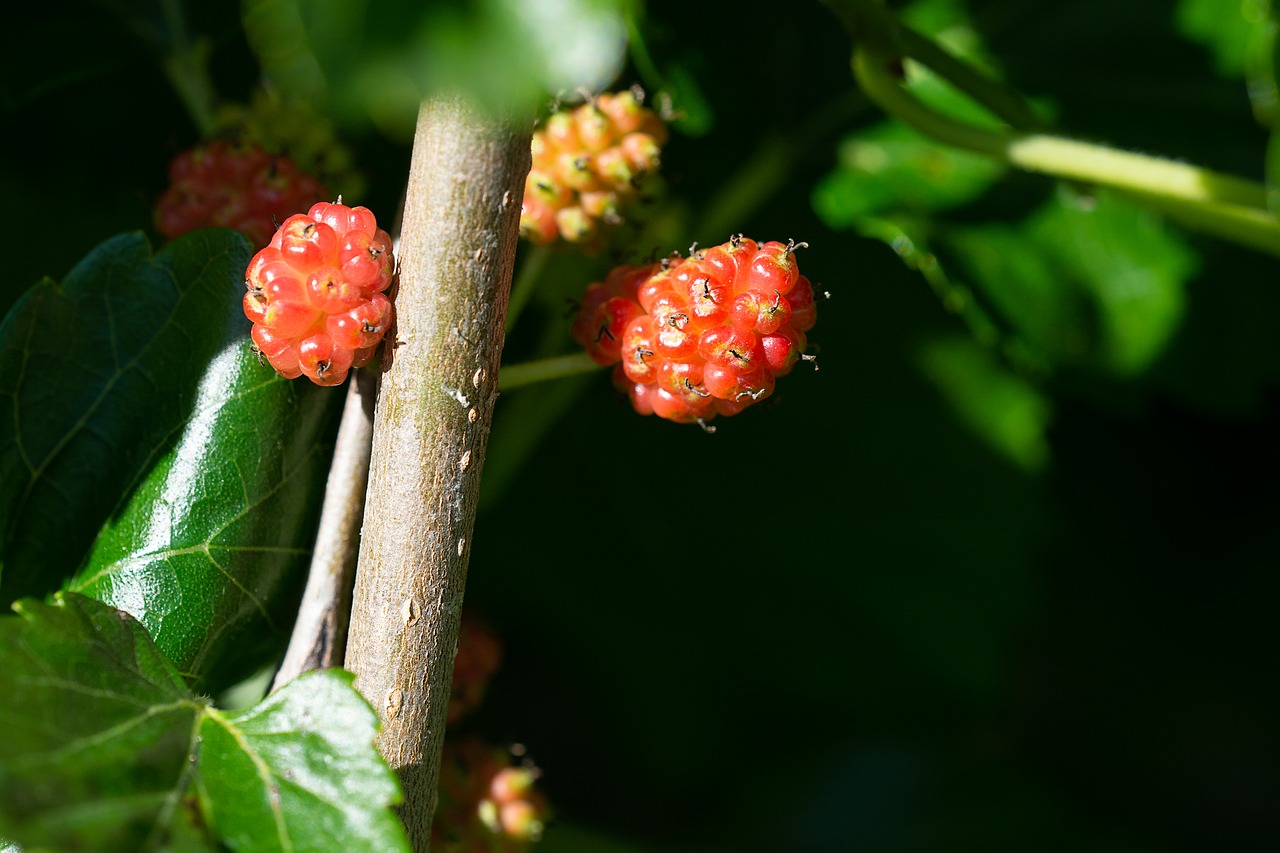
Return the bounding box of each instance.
[270,368,378,693]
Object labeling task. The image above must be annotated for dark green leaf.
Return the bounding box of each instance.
[69,333,340,693]
[658,64,714,137]
[943,219,1094,365]
[0,230,252,605]
[917,336,1053,473]
[0,593,408,853]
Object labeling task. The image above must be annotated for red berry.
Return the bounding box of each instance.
[730,288,792,335]
[697,324,764,373]
[702,235,758,290]
[156,141,328,249]
[435,740,548,852]
[570,236,818,425]
[244,201,395,386]
[620,316,659,384]
[786,274,819,332]
[747,240,803,295]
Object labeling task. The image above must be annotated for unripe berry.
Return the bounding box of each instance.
[520,89,668,247]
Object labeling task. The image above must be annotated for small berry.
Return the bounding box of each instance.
[571,236,819,424]
[155,140,328,248]
[244,201,395,386]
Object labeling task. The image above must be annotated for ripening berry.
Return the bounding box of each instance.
[571,236,818,425]
[520,88,668,248]
[155,140,328,248]
[244,201,394,386]
[435,739,549,853]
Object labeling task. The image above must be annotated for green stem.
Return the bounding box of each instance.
[504,245,551,334]
[823,0,1042,130]
[895,27,1044,131]
[497,352,604,391]
[624,4,667,95]
[852,48,1280,255]
[159,0,217,135]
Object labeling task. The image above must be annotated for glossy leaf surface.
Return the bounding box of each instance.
[70,319,340,693]
[0,230,252,605]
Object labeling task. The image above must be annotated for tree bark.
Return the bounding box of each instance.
[344,92,530,851]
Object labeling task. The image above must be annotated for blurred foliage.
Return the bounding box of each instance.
[0,0,1277,851]
[242,0,629,137]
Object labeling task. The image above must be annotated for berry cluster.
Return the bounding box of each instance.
[521,89,667,247]
[571,236,817,425]
[215,87,367,200]
[243,201,394,386]
[155,140,328,248]
[435,612,548,853]
[435,740,548,853]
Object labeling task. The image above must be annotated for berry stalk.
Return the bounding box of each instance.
[343,93,529,852]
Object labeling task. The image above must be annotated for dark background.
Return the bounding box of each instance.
[3,1,1277,851]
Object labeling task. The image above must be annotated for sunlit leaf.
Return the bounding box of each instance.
[0,231,251,606]
[1176,0,1266,78]
[70,338,340,693]
[0,594,407,853]
[1025,190,1195,375]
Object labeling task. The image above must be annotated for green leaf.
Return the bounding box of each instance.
[0,594,203,852]
[69,331,340,693]
[917,336,1053,473]
[658,63,714,137]
[199,674,407,852]
[1175,0,1265,78]
[813,122,1005,225]
[946,190,1194,376]
[1025,190,1195,375]
[0,230,253,605]
[0,593,408,853]
[943,220,1094,365]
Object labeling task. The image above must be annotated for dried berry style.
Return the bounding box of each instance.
[243,201,395,386]
[572,237,817,425]
[155,140,329,248]
[520,88,668,247]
